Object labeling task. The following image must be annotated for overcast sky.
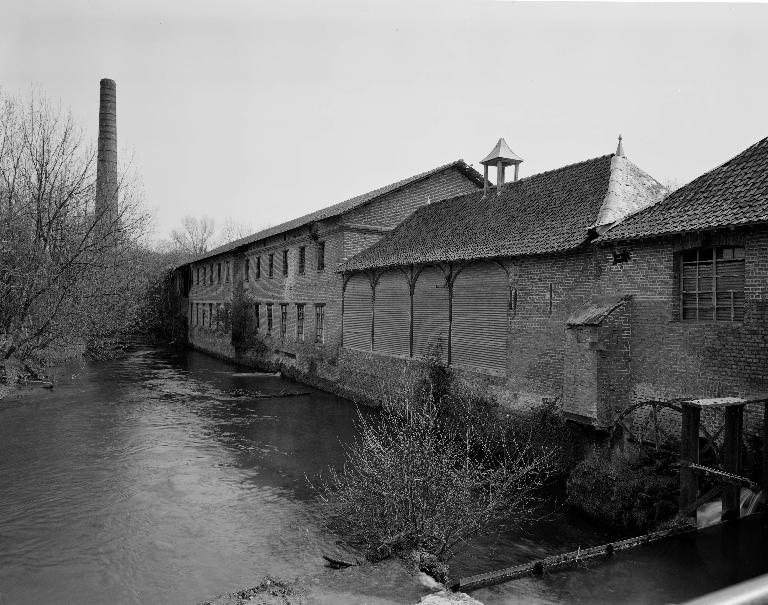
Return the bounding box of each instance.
[2,0,767,242]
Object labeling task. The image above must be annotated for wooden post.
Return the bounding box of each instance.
[340,279,345,349]
[722,405,744,521]
[680,404,700,524]
[409,269,415,359]
[447,279,453,366]
[370,278,375,352]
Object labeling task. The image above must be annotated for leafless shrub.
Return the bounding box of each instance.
[316,371,554,565]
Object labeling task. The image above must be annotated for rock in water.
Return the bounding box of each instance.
[417,590,484,604]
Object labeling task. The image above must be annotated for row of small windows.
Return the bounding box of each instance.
[243,243,325,281]
[190,301,325,343]
[194,243,326,286]
[253,302,324,343]
[195,261,231,286]
[191,302,224,330]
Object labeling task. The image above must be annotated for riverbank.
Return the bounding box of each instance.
[0,338,156,403]
[197,562,484,605]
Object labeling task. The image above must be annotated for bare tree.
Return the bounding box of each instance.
[215,216,253,247]
[661,177,683,194]
[170,215,216,255]
[0,89,151,375]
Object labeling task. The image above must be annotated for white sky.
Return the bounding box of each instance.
[2,0,767,241]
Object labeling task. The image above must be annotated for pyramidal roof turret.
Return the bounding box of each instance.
[481,137,524,167]
[480,137,524,196]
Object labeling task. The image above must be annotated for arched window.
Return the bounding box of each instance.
[680,246,745,321]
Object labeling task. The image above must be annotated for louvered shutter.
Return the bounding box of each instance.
[413,266,448,362]
[451,262,508,373]
[343,274,372,351]
[373,270,410,356]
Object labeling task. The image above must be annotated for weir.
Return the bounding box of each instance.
[454,394,768,593]
[453,525,697,591]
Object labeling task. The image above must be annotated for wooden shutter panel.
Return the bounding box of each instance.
[373,270,410,356]
[343,273,372,351]
[413,266,448,362]
[452,262,508,373]
[716,258,745,321]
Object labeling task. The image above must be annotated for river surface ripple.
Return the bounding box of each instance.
[1,347,767,605]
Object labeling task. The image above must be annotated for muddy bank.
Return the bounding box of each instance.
[199,574,482,605]
[198,576,305,605]
[196,559,471,605]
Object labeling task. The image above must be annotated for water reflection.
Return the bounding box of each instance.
[0,347,368,605]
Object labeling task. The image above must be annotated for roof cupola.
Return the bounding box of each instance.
[481,137,523,197]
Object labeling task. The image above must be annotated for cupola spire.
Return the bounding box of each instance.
[616,134,625,158]
[480,137,523,197]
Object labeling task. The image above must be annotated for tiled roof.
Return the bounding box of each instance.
[600,137,768,242]
[339,153,663,272]
[186,160,483,264]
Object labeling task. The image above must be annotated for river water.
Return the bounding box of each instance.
[1,346,766,605]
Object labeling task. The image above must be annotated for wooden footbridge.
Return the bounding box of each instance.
[453,394,768,593]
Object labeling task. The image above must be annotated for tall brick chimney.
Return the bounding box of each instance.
[95,78,118,222]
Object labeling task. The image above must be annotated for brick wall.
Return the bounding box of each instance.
[245,218,343,341]
[334,225,768,435]
[344,168,479,229]
[595,227,768,404]
[596,303,632,427]
[595,227,768,436]
[562,325,600,421]
[184,164,480,371]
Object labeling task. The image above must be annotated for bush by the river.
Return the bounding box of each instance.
[566,450,678,533]
[316,354,555,572]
